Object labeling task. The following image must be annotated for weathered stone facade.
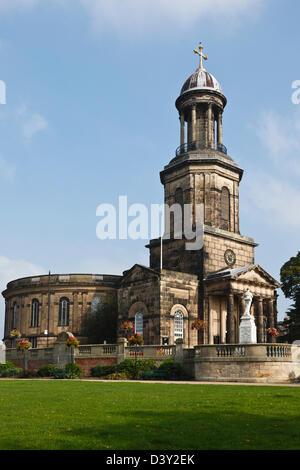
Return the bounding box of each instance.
[118,265,199,347]
[2,274,121,348]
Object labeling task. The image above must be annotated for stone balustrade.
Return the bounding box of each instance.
[4,340,300,383]
[193,344,292,362]
[125,345,176,359]
[77,344,118,356]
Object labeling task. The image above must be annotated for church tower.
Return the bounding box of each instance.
[148,44,256,279]
[121,45,279,347]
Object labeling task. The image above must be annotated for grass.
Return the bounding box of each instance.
[0,380,299,450]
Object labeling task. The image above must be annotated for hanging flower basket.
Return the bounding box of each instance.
[10,329,21,338]
[191,319,206,331]
[267,328,279,337]
[120,321,134,333]
[128,334,144,346]
[16,339,31,352]
[65,336,80,348]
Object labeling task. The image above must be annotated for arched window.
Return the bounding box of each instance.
[31,299,39,327]
[12,302,18,329]
[220,187,230,230]
[135,312,143,336]
[91,296,102,314]
[58,297,70,326]
[174,310,184,342]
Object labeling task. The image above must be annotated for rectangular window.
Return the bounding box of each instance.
[29,337,37,349]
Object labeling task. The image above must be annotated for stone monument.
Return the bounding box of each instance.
[239,289,257,344]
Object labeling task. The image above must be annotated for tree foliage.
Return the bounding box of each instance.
[82,292,118,344]
[280,251,300,342]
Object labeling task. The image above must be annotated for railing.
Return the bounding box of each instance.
[6,347,53,360]
[78,344,118,356]
[193,344,292,362]
[266,345,291,358]
[125,345,176,359]
[175,140,227,157]
[216,346,245,358]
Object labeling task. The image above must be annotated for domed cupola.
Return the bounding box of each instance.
[175,44,227,158]
[181,69,223,95]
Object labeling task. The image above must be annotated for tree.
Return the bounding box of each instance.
[280,251,300,342]
[82,293,118,344]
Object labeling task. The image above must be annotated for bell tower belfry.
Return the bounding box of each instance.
[147,44,257,278]
[177,43,227,157]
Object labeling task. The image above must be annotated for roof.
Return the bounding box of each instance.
[180,68,223,96]
[205,264,280,287]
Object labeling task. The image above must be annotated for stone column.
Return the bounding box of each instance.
[226,291,235,344]
[117,337,127,364]
[191,105,196,143]
[220,301,226,344]
[207,103,212,148]
[175,338,184,365]
[208,296,214,345]
[180,113,185,148]
[256,298,264,343]
[267,298,276,343]
[73,292,79,333]
[217,110,223,149]
[21,295,27,336]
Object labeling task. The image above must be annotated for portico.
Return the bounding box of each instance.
[204,265,280,345]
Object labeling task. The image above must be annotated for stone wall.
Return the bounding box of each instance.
[5,338,300,383]
[204,228,255,274]
[2,273,121,348]
[188,344,300,383]
[118,266,199,347]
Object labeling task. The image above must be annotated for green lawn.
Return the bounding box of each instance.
[0,380,299,450]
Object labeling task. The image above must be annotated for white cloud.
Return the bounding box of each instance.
[246,172,300,229]
[0,256,45,340]
[0,0,266,35]
[17,104,48,140]
[245,107,300,230]
[256,109,300,176]
[0,154,15,182]
[80,0,265,36]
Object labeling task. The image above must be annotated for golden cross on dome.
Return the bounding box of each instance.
[193,43,208,70]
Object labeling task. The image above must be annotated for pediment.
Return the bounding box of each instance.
[206,264,280,288]
[120,264,159,285]
[237,266,279,286]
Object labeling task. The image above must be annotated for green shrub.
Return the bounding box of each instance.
[115,359,157,379]
[37,364,60,377]
[0,361,18,371]
[90,365,117,377]
[0,367,22,377]
[65,362,82,378]
[104,372,128,380]
[158,359,183,379]
[90,359,157,379]
[0,362,22,378]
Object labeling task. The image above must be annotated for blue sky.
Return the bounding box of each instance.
[0,0,299,340]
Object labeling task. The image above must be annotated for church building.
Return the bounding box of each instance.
[2,45,280,349]
[117,45,280,347]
